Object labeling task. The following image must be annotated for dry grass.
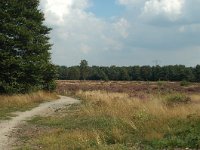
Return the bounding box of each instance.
[15,81,200,149]
[76,91,200,146]
[76,90,200,120]
[18,89,200,149]
[0,91,58,120]
[56,80,200,95]
[0,91,58,107]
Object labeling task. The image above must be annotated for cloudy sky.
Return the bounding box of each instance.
[39,0,200,66]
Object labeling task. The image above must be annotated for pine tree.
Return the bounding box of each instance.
[0,0,56,94]
[80,60,89,80]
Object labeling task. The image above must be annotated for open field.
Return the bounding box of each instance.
[15,81,200,149]
[0,91,58,120]
[56,80,200,96]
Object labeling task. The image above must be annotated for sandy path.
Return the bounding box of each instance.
[0,96,80,150]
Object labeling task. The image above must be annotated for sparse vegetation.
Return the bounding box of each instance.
[164,93,191,106]
[0,91,58,120]
[180,80,190,86]
[15,81,200,149]
[1,0,200,149]
[56,80,200,96]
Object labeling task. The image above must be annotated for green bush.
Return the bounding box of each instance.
[145,115,200,149]
[164,93,191,106]
[43,81,57,92]
[180,80,190,86]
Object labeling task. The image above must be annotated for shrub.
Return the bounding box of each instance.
[180,80,190,86]
[164,93,191,106]
[147,115,200,149]
[157,80,166,88]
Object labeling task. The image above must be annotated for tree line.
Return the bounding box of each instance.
[1,0,199,94]
[57,60,200,82]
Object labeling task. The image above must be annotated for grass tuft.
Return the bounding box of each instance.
[0,91,58,120]
[164,93,191,106]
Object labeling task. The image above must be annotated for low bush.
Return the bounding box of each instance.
[164,93,191,106]
[146,115,200,149]
[180,80,190,86]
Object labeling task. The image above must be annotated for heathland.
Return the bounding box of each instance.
[1,1,200,149]
[13,80,200,150]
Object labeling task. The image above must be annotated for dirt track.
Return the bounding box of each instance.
[0,96,80,150]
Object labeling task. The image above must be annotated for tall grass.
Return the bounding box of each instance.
[20,90,200,149]
[76,90,199,120]
[0,91,58,120]
[75,91,200,149]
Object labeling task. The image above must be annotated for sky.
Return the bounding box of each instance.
[39,0,200,66]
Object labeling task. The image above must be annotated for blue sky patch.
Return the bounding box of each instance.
[88,0,125,18]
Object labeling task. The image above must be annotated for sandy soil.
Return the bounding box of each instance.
[0,96,80,150]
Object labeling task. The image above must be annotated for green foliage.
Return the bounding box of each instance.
[57,62,200,82]
[27,114,137,149]
[56,66,68,80]
[164,93,191,106]
[140,66,152,81]
[180,80,190,86]
[0,0,56,94]
[80,60,89,80]
[119,68,130,81]
[195,65,200,82]
[145,115,200,149]
[68,67,80,80]
[21,99,200,150]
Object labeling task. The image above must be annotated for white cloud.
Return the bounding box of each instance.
[40,0,131,65]
[39,0,200,66]
[41,0,72,24]
[142,0,184,21]
[80,44,92,54]
[113,18,130,38]
[41,0,90,25]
